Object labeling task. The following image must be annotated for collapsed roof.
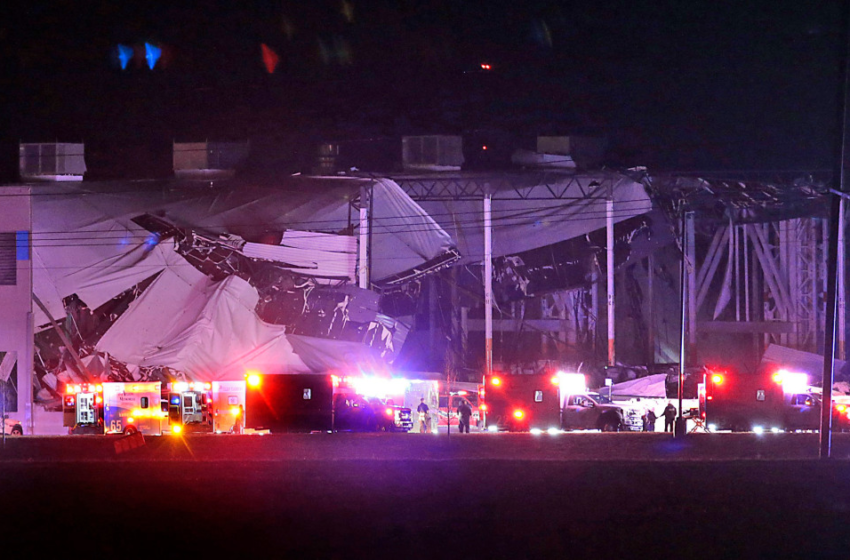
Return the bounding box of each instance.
[31,175,457,391]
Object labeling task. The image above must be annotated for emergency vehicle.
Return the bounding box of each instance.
[3,416,23,436]
[482,373,561,432]
[245,373,335,432]
[162,381,214,434]
[703,367,850,432]
[64,382,165,435]
[244,372,414,433]
[212,381,246,433]
[436,386,483,431]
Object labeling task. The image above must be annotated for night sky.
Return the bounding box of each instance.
[0,0,843,180]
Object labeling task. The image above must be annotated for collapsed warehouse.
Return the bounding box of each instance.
[3,140,845,426]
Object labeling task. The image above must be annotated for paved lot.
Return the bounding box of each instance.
[1,433,849,558]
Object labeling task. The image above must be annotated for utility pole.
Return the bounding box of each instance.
[821,0,850,459]
[675,210,694,438]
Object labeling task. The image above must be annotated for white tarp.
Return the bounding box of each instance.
[605,374,668,398]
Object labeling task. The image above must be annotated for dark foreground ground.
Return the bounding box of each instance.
[2,433,850,559]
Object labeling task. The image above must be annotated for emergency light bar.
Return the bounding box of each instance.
[772,370,808,393]
[347,376,411,398]
[555,372,586,394]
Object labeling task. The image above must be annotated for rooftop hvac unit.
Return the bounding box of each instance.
[173,141,249,178]
[402,136,464,171]
[19,143,86,181]
[536,136,607,169]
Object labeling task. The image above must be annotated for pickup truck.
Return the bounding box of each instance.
[561,393,642,432]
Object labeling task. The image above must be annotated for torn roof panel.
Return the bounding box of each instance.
[32,176,457,319]
[241,233,357,282]
[415,174,652,263]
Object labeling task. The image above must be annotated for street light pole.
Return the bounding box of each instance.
[821,0,850,459]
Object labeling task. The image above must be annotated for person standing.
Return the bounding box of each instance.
[417,398,430,433]
[457,399,473,433]
[645,408,657,432]
[662,402,677,433]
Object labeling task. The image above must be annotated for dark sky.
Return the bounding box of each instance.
[0,0,844,179]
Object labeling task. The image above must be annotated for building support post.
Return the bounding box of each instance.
[484,195,493,379]
[686,211,697,365]
[358,185,370,289]
[606,193,615,366]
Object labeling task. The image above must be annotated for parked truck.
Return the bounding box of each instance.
[482,373,562,432]
[245,372,415,433]
[703,367,850,432]
[482,372,642,432]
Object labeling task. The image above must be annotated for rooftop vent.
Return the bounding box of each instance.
[19,143,86,181]
[402,135,463,171]
[173,141,249,179]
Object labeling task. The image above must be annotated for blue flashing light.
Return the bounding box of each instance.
[145,43,161,70]
[117,44,133,70]
[170,396,180,405]
[143,232,160,250]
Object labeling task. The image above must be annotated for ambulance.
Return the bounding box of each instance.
[64,382,164,435]
[212,381,246,433]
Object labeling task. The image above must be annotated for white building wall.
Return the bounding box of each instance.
[0,187,33,433]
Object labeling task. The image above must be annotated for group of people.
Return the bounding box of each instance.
[642,402,678,432]
[416,397,473,433]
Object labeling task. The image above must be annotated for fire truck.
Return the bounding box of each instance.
[703,367,850,432]
[64,382,164,435]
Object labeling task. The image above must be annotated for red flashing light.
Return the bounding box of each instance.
[480,63,491,70]
[458,391,468,396]
[247,373,262,388]
[480,404,488,411]
[513,409,524,420]
[837,404,847,413]
[706,396,713,400]
[490,377,501,386]
[711,374,724,385]
[385,408,393,416]
[550,376,560,385]
[482,145,488,151]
